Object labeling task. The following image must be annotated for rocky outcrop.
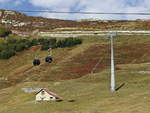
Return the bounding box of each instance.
[0,9,150,37]
[0,9,76,32]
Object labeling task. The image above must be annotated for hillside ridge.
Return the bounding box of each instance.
[1,9,150,34]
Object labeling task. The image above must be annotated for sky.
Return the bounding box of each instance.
[0,0,150,20]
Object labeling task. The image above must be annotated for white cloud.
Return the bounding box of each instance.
[10,0,23,6]
[28,0,123,19]
[26,0,150,20]
[0,0,149,20]
[28,0,79,10]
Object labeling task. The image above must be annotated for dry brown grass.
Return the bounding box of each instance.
[0,35,149,89]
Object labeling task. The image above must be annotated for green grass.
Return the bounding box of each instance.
[0,35,149,113]
[0,35,149,85]
[0,65,150,113]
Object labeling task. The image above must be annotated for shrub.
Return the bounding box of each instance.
[0,38,82,59]
[15,43,26,52]
[56,38,82,48]
[0,43,7,52]
[41,38,57,50]
[0,26,12,37]
[7,38,18,44]
[0,49,16,59]
[30,39,39,46]
[41,43,50,50]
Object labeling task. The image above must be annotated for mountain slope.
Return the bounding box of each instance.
[0,35,149,89]
[1,9,150,33]
[0,65,150,113]
[0,9,75,32]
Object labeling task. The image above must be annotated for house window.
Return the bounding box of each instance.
[40,97,45,101]
[50,97,53,99]
[41,91,45,95]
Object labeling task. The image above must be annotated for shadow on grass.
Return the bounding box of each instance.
[67,99,76,102]
[116,83,125,91]
[56,99,63,102]
[55,99,76,102]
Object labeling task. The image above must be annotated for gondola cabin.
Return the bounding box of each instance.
[45,56,53,63]
[33,58,41,66]
[35,89,61,101]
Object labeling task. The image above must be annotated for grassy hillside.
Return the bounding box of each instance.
[0,35,150,88]
[0,64,149,113]
[0,35,149,113]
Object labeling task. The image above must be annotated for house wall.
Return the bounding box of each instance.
[36,90,56,101]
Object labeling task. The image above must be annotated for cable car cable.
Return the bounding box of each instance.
[16,10,150,15]
[45,46,53,63]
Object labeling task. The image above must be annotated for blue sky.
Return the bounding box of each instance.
[0,0,150,20]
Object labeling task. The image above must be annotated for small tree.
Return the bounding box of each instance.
[0,49,16,59]
[0,26,12,37]
[15,42,26,52]
[56,38,82,48]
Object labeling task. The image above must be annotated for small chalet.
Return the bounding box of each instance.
[35,89,61,101]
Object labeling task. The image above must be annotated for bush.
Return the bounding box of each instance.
[30,39,39,46]
[56,38,82,48]
[0,38,82,59]
[7,38,18,44]
[15,43,26,52]
[7,43,16,50]
[41,43,50,50]
[0,26,12,37]
[41,38,57,50]
[0,49,16,59]
[0,43,7,52]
